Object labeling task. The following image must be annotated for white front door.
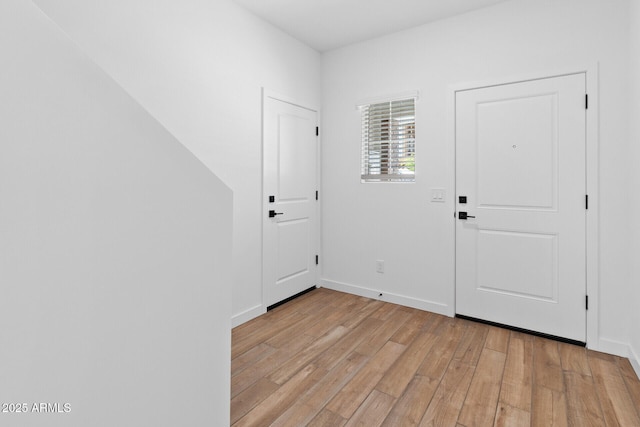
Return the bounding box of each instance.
[455,74,587,342]
[263,94,318,307]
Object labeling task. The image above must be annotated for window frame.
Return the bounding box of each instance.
[360,96,417,183]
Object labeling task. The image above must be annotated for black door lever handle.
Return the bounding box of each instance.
[269,210,283,218]
[458,212,475,220]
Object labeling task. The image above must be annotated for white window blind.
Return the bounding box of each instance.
[361,98,416,182]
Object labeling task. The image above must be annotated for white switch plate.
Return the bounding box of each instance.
[431,188,446,202]
[376,260,384,274]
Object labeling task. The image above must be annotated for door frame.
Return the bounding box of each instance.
[447,64,600,349]
[261,88,321,312]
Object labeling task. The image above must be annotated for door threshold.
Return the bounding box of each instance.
[267,286,317,312]
[455,314,586,347]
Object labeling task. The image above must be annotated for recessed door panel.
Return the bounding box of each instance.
[477,94,557,210]
[279,114,315,202]
[477,229,557,302]
[277,219,310,282]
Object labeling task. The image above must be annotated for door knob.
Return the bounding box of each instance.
[269,210,283,218]
[458,212,475,220]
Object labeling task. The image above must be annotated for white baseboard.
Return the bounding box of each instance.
[231,304,265,328]
[320,279,453,317]
[630,343,640,380]
[595,337,632,358]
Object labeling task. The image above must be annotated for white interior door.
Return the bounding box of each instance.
[455,74,587,342]
[263,94,318,307]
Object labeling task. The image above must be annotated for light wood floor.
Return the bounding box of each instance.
[231,288,640,426]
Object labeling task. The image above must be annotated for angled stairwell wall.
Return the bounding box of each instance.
[0,1,232,425]
[31,0,323,325]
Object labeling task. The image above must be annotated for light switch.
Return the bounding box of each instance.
[431,188,446,202]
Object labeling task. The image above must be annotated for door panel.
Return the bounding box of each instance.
[277,219,310,282]
[456,74,586,342]
[477,94,557,209]
[477,230,558,302]
[278,114,313,200]
[263,95,318,307]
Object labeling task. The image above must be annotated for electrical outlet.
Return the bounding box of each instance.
[376,260,384,274]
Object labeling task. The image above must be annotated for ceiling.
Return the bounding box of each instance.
[233,0,512,52]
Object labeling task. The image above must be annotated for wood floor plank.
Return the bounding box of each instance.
[370,300,401,320]
[376,331,439,398]
[230,377,280,424]
[270,352,369,427]
[457,348,507,427]
[533,337,564,392]
[232,311,307,359]
[498,332,533,412]
[290,288,335,314]
[231,342,276,377]
[618,359,640,420]
[326,341,406,419]
[344,390,396,427]
[381,375,439,427]
[341,299,384,329]
[268,325,349,385]
[493,403,530,427]
[232,316,267,338]
[589,355,640,426]
[304,294,372,338]
[333,293,367,310]
[315,317,383,371]
[266,300,338,348]
[355,308,412,356]
[417,320,467,381]
[419,360,476,426]
[305,307,352,338]
[587,349,618,362]
[617,357,640,380]
[307,409,347,427]
[233,363,320,427]
[452,321,489,367]
[484,326,510,354]
[563,371,606,427]
[531,385,568,427]
[422,312,446,334]
[231,335,314,397]
[559,342,591,376]
[390,310,433,345]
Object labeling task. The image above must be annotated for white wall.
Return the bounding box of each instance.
[31,0,322,325]
[321,0,632,353]
[629,0,640,376]
[0,1,232,426]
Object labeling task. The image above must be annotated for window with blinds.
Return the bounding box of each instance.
[361,98,416,182]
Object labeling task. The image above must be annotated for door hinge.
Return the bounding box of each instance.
[316,126,319,136]
[315,255,319,265]
[315,190,318,201]
[586,295,589,310]
[585,194,589,210]
[585,94,589,109]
